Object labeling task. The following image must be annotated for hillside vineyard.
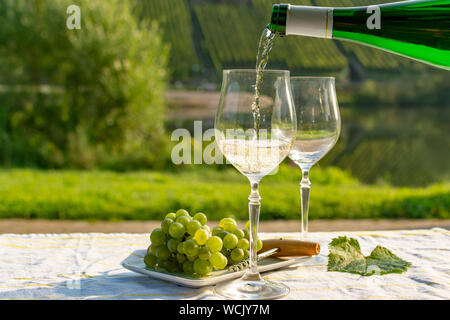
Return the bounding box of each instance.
[143,0,450,77]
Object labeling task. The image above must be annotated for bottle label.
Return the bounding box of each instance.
[286,5,333,39]
[366,5,381,30]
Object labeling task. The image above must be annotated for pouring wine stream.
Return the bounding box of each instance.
[252,26,277,138]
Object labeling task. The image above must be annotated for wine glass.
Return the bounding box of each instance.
[214,69,297,300]
[288,77,341,237]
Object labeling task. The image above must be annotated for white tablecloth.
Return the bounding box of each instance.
[0,228,448,300]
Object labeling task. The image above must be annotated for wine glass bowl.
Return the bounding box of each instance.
[214,69,297,299]
[288,76,341,236]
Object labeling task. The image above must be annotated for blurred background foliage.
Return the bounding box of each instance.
[0,0,448,220]
[0,0,169,170]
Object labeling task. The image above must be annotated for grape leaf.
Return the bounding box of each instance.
[327,236,411,276]
[327,236,366,275]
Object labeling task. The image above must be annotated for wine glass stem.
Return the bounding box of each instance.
[300,170,311,237]
[242,179,263,282]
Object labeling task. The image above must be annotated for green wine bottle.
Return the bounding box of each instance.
[269,0,450,69]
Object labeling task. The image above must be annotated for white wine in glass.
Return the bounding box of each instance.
[289,77,341,237]
[214,69,297,300]
[219,138,293,176]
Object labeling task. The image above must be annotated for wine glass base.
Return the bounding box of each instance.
[214,278,290,300]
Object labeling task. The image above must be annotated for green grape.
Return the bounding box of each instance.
[159,259,169,270]
[233,229,245,239]
[231,248,244,262]
[161,218,173,234]
[206,236,223,252]
[237,238,249,250]
[150,228,166,246]
[257,238,263,252]
[155,246,170,261]
[176,253,187,264]
[193,258,212,276]
[166,259,180,273]
[217,231,230,239]
[176,215,191,228]
[176,209,190,218]
[186,219,202,235]
[144,253,157,268]
[226,254,233,266]
[212,226,224,237]
[219,217,237,232]
[182,261,194,274]
[186,254,196,262]
[167,238,180,253]
[201,225,210,233]
[184,239,199,257]
[243,249,249,260]
[177,242,185,254]
[149,243,159,256]
[193,212,207,225]
[198,247,212,260]
[168,222,185,239]
[244,220,250,230]
[165,212,176,220]
[209,252,227,270]
[194,228,209,245]
[223,233,238,250]
[242,228,250,240]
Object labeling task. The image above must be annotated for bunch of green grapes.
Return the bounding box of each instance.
[143,210,262,277]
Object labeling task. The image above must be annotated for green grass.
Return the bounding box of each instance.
[0,165,448,221]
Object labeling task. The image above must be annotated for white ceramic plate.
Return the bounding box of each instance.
[121,250,316,288]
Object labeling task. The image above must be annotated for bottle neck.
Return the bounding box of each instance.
[269,4,289,35]
[269,1,450,69]
[270,4,333,39]
[270,1,445,39]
